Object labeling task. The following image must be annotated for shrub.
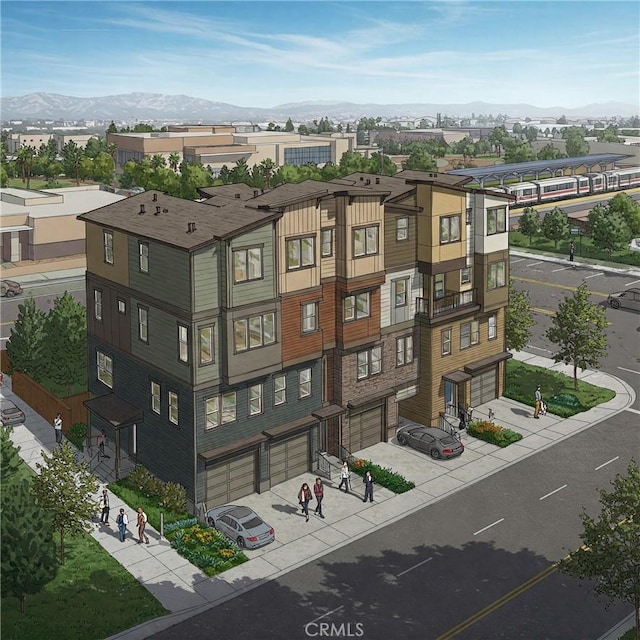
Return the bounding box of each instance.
[348,459,415,494]
[468,420,523,448]
[66,422,87,450]
[159,481,188,514]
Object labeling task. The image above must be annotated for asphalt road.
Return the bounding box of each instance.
[149,414,636,640]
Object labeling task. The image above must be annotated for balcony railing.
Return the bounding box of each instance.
[416,288,477,318]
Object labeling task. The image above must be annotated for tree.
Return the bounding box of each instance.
[545,282,608,390]
[402,147,437,171]
[258,158,276,189]
[608,193,640,236]
[150,154,166,170]
[62,141,83,185]
[503,138,535,164]
[32,442,98,563]
[168,152,180,173]
[1,427,22,484]
[564,127,590,157]
[488,126,509,157]
[284,118,294,132]
[179,161,213,199]
[557,115,567,124]
[537,143,565,160]
[559,459,640,639]
[106,121,118,134]
[518,207,541,245]
[6,297,47,380]
[92,151,114,184]
[1,479,58,612]
[541,206,569,248]
[588,205,632,258]
[16,145,36,189]
[506,279,535,351]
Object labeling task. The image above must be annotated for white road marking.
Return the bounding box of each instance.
[539,484,567,501]
[397,557,433,577]
[526,261,543,267]
[526,345,551,352]
[307,605,344,625]
[595,456,619,471]
[624,280,640,287]
[618,367,640,375]
[584,272,604,279]
[625,407,640,416]
[474,518,504,536]
[510,258,525,264]
[552,266,573,272]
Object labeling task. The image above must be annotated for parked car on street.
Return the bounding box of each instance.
[396,425,464,459]
[206,505,275,549]
[1,398,26,426]
[0,279,23,297]
[607,288,640,311]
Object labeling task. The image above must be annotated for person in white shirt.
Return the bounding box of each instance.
[338,461,350,493]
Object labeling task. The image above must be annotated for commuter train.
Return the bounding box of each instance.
[493,167,640,207]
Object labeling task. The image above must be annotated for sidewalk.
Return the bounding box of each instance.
[1,350,635,640]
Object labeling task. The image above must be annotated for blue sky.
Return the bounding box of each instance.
[2,1,638,108]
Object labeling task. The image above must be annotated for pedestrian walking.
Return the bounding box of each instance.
[313,477,325,519]
[97,430,106,458]
[363,470,374,503]
[136,507,150,544]
[569,240,575,262]
[534,386,542,418]
[337,461,350,493]
[54,412,63,444]
[116,508,128,542]
[99,489,110,526]
[298,482,312,522]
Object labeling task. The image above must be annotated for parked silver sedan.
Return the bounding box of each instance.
[1,398,26,426]
[607,288,640,311]
[396,425,464,459]
[206,505,275,549]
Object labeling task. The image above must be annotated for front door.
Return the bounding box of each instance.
[444,380,457,416]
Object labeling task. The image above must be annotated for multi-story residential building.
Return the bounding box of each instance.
[78,169,511,511]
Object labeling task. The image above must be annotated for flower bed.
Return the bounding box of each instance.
[467,420,523,448]
[164,519,248,577]
[349,459,415,494]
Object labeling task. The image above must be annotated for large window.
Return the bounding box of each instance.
[287,236,315,270]
[460,320,480,349]
[283,145,331,165]
[178,325,189,363]
[321,228,333,257]
[488,314,497,340]
[298,368,312,398]
[396,335,414,366]
[302,302,318,333]
[97,351,113,388]
[249,383,263,416]
[103,230,114,265]
[440,215,461,244]
[394,278,409,308]
[94,289,103,321]
[205,392,237,429]
[199,326,214,364]
[487,261,506,289]
[441,328,452,356]
[396,217,409,241]
[274,374,286,405]
[139,242,149,273]
[168,391,179,425]
[234,312,276,352]
[344,292,370,321]
[487,207,507,235]
[233,247,262,282]
[357,346,382,380]
[138,306,148,343]
[151,381,161,414]
[353,225,379,257]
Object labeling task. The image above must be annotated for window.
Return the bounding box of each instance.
[178,325,189,363]
[234,312,276,352]
[168,391,178,425]
[460,320,480,349]
[284,145,331,165]
[298,368,312,398]
[151,381,161,414]
[461,266,472,285]
[357,346,382,380]
[199,326,214,364]
[94,289,102,321]
[139,242,149,273]
[321,228,333,257]
[439,215,461,244]
[434,274,445,299]
[488,314,497,340]
[344,292,370,321]
[353,225,378,257]
[97,351,113,388]
[287,236,315,270]
[465,208,472,225]
[103,230,114,264]
[302,302,318,333]
[394,279,409,308]
[138,306,148,343]
[274,374,286,405]
[249,383,263,416]
[441,328,452,356]
[233,247,262,282]
[488,261,506,289]
[396,335,414,366]
[117,299,126,314]
[487,207,507,235]
[396,217,409,241]
[205,392,237,429]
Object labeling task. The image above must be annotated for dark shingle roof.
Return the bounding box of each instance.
[197,183,259,201]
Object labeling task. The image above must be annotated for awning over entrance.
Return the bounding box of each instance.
[464,351,512,374]
[312,404,345,420]
[83,393,144,428]
[263,415,317,440]
[443,369,472,383]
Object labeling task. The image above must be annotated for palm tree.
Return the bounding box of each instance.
[259,158,276,189]
[168,152,180,173]
[16,145,36,189]
[150,154,166,170]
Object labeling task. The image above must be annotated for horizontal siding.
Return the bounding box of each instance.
[384,212,417,269]
[380,267,420,328]
[192,244,219,313]
[86,224,129,286]
[281,291,323,364]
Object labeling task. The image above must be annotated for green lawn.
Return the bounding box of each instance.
[505,360,616,418]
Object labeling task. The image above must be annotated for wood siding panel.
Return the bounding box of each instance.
[192,244,219,313]
[320,281,337,349]
[85,223,129,286]
[280,291,323,365]
[474,249,510,312]
[384,211,417,270]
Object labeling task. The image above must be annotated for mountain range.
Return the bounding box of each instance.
[1,92,637,122]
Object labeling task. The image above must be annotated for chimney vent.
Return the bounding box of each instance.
[365,179,371,186]
[187,222,197,233]
[154,206,161,215]
[235,193,241,199]
[253,190,259,197]
[375,177,380,184]
[359,176,364,181]
[139,204,145,214]
[152,193,158,202]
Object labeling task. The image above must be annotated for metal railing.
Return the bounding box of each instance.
[439,412,462,440]
[315,451,341,480]
[339,444,356,466]
[416,289,477,318]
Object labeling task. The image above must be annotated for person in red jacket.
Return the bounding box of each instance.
[313,477,325,519]
[298,482,312,522]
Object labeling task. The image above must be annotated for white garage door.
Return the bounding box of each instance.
[350,405,384,452]
[270,433,310,487]
[206,450,256,507]
[470,368,497,407]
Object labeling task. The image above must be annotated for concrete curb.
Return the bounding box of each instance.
[510,249,640,278]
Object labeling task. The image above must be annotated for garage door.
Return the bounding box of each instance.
[350,405,383,452]
[470,368,497,407]
[206,450,256,507]
[270,433,310,487]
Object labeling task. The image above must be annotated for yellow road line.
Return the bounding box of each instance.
[512,276,608,298]
[531,306,555,317]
